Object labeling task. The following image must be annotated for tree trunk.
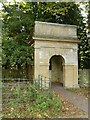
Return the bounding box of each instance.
[26,64,33,82]
[17,64,22,79]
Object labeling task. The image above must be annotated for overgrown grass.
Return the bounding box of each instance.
[2,83,62,118]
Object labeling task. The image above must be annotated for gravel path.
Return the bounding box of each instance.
[51,84,88,115]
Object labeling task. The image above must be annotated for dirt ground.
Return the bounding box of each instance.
[66,87,89,98]
[53,92,87,118]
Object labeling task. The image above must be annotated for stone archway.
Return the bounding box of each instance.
[33,21,79,88]
[49,55,65,86]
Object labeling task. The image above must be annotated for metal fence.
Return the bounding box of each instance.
[2,76,51,108]
[38,75,51,89]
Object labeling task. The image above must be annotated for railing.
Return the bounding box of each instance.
[38,75,51,89]
[2,77,51,108]
[2,78,32,106]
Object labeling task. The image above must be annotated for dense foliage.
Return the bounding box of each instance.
[2,2,90,78]
[78,2,90,69]
[87,1,90,33]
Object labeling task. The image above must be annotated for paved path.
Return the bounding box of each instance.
[51,84,88,115]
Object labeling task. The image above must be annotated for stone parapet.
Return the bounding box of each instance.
[34,21,77,40]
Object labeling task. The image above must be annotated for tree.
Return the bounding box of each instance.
[2,2,34,79]
[78,2,90,69]
[2,2,89,79]
[87,1,90,33]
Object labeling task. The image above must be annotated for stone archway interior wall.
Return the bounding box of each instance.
[49,55,64,84]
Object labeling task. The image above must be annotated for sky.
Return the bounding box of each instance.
[80,3,88,18]
[0,3,2,10]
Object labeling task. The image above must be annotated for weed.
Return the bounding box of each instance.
[3,83,62,118]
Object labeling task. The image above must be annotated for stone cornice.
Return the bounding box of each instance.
[33,37,80,43]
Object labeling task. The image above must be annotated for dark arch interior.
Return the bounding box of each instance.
[49,55,65,86]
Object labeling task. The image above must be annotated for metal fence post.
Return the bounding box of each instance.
[49,77,51,89]
[41,76,42,90]
[38,75,40,88]
[45,77,46,89]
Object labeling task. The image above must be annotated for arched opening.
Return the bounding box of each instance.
[49,55,65,86]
